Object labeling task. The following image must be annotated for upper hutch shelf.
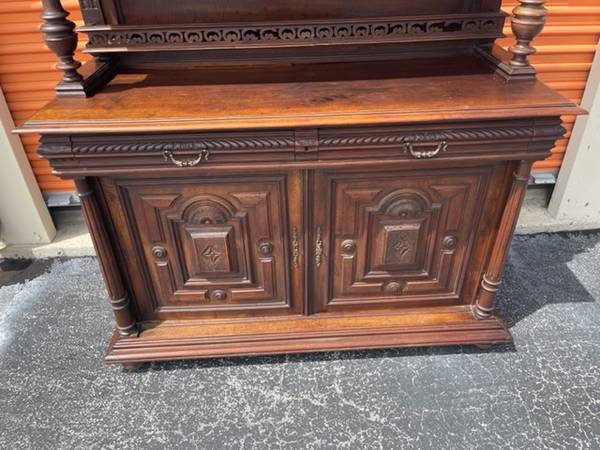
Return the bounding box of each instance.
[41,0,551,97]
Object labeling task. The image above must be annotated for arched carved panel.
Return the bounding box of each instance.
[119,176,295,318]
[367,192,432,272]
[169,196,246,280]
[315,168,490,312]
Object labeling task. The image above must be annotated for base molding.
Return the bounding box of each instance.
[105,307,512,364]
[55,60,118,98]
[475,45,537,82]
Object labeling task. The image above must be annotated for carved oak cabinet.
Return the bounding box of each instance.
[18,0,583,367]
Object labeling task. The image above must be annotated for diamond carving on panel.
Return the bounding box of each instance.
[201,245,222,264]
[394,240,411,258]
[384,227,420,266]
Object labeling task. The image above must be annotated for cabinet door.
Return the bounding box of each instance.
[106,173,302,319]
[312,167,492,313]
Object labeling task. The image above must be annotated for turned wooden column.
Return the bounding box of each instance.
[41,0,86,92]
[74,178,138,336]
[509,0,548,71]
[473,161,533,320]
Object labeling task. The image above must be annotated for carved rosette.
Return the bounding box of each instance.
[258,241,274,257]
[384,281,405,295]
[509,0,548,69]
[341,240,357,257]
[152,245,167,259]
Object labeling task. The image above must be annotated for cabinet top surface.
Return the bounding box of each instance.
[18,57,581,135]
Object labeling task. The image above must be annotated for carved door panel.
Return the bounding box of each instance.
[110,173,302,319]
[312,167,492,313]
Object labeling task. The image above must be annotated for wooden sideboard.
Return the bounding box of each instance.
[17,0,583,368]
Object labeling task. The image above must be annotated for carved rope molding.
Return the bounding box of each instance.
[69,138,296,154]
[38,124,565,156]
[318,125,566,147]
[81,14,505,51]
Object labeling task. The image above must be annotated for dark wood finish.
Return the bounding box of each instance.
[478,0,548,81]
[105,307,512,364]
[79,13,506,54]
[509,1,548,71]
[40,0,84,92]
[74,178,137,335]
[19,59,580,135]
[312,167,492,313]
[40,0,118,97]
[113,0,502,25]
[19,0,584,365]
[39,0,547,97]
[473,160,533,319]
[103,174,302,320]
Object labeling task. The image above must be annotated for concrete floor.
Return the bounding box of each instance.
[0,232,599,449]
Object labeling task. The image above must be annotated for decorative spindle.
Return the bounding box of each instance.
[41,0,84,84]
[473,161,532,320]
[75,178,138,336]
[509,0,548,70]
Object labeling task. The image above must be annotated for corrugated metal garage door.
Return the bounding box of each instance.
[499,1,600,174]
[0,1,598,194]
[0,0,88,193]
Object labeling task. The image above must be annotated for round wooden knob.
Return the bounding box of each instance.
[210,290,227,301]
[152,246,167,259]
[443,235,458,250]
[258,241,274,256]
[384,281,404,294]
[341,239,356,255]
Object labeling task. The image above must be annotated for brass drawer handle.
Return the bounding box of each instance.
[163,148,209,167]
[405,141,448,159]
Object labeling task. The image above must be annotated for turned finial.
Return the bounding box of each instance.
[509,0,548,69]
[41,0,84,84]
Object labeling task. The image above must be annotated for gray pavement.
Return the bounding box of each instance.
[0,231,599,449]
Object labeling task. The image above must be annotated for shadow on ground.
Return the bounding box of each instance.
[498,230,599,326]
[1,231,599,449]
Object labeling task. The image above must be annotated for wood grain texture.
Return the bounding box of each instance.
[15,58,581,135]
[111,0,503,25]
[509,0,548,70]
[40,0,83,85]
[312,166,492,313]
[104,306,512,364]
[109,175,301,319]
[80,13,506,53]
[473,160,533,319]
[74,178,137,335]
[19,0,586,365]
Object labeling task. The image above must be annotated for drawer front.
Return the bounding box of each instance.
[40,119,563,176]
[64,131,297,170]
[105,174,301,319]
[312,166,494,312]
[316,119,563,163]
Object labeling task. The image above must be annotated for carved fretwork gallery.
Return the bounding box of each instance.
[19,0,582,368]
